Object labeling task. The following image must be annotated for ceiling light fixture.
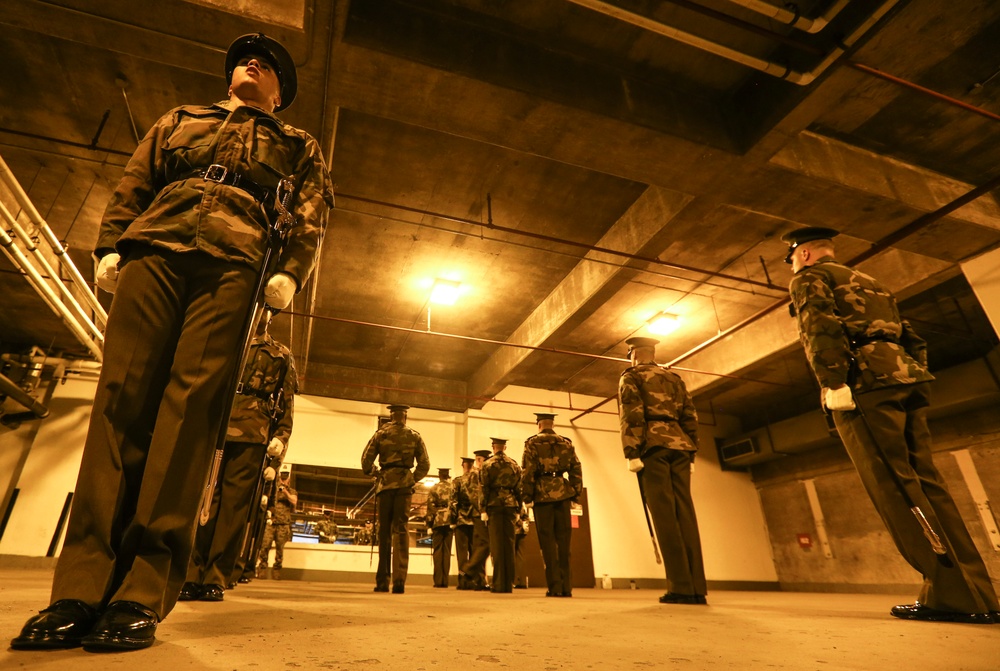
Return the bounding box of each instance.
[647,312,680,335]
[430,278,461,305]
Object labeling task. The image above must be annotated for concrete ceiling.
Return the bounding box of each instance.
[2,0,999,434]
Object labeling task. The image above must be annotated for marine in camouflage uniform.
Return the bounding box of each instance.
[480,438,523,593]
[361,404,431,593]
[448,457,477,589]
[183,311,296,599]
[459,449,493,590]
[425,467,455,587]
[521,413,583,597]
[784,227,998,624]
[12,33,332,652]
[315,512,337,544]
[258,470,297,579]
[619,337,706,605]
[513,503,530,589]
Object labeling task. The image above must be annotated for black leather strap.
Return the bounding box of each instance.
[182,164,275,210]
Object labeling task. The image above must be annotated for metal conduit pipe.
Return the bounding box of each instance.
[0,154,107,329]
[0,200,104,346]
[565,0,900,86]
[0,226,103,361]
[337,193,781,292]
[0,371,49,418]
[723,0,851,34]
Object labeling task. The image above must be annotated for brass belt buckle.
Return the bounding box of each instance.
[204,164,228,183]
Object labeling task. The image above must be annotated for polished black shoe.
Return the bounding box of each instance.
[226,581,237,590]
[178,582,203,601]
[237,575,252,584]
[10,599,99,650]
[392,583,405,594]
[81,601,159,651]
[373,584,390,593]
[199,584,225,602]
[659,592,706,605]
[514,585,527,589]
[890,602,993,624]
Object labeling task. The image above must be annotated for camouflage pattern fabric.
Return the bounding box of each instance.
[514,503,529,537]
[227,332,297,446]
[789,257,934,392]
[361,421,430,493]
[618,363,699,459]
[521,430,583,504]
[354,526,372,545]
[425,478,455,528]
[315,518,337,542]
[449,472,478,525]
[480,453,522,510]
[97,102,334,288]
[270,484,297,525]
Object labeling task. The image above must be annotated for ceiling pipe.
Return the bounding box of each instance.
[0,201,104,347]
[337,193,782,292]
[722,0,851,34]
[565,0,900,85]
[0,154,108,330]
[0,224,103,361]
[0,370,49,418]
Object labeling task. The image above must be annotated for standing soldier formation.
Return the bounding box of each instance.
[180,307,296,602]
[458,448,494,590]
[521,413,583,598]
[425,467,455,587]
[479,438,523,593]
[361,404,430,594]
[783,227,999,624]
[618,337,707,606]
[11,32,333,653]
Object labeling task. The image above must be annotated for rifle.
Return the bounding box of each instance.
[636,469,662,564]
[199,179,295,526]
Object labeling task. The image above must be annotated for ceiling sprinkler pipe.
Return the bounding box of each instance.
[723,0,851,34]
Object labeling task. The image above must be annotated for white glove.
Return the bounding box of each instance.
[264,272,296,310]
[628,458,644,473]
[96,253,121,294]
[267,437,284,457]
[480,512,489,522]
[261,495,269,508]
[263,466,276,481]
[824,386,856,411]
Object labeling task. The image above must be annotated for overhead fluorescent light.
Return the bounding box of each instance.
[648,312,680,335]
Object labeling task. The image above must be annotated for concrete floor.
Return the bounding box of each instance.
[1,569,997,670]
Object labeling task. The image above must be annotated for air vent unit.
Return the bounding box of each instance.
[720,437,757,462]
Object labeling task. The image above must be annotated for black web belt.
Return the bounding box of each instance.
[183,164,276,210]
[644,414,676,422]
[850,334,899,348]
[236,384,273,400]
[540,470,566,477]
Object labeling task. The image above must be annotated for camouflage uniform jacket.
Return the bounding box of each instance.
[361,421,431,493]
[96,101,334,289]
[480,452,522,510]
[618,363,699,460]
[514,504,530,537]
[270,484,297,525]
[425,479,455,528]
[227,332,297,447]
[448,472,479,525]
[520,430,583,504]
[315,518,337,540]
[789,257,934,393]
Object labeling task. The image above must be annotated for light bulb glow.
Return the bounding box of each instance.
[430,278,461,305]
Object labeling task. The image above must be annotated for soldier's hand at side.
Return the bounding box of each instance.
[628,458,644,473]
[263,466,276,481]
[264,272,296,310]
[481,512,489,522]
[267,437,283,457]
[823,386,856,411]
[96,253,121,294]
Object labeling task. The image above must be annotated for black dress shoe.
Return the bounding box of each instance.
[81,601,159,651]
[392,583,405,594]
[514,585,527,589]
[237,576,252,584]
[199,584,225,602]
[178,582,203,601]
[226,581,237,590]
[373,584,390,593]
[659,592,705,605]
[890,602,993,624]
[10,599,99,650]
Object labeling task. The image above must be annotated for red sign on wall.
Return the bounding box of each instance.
[797,533,812,549]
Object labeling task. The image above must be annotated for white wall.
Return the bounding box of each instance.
[0,377,96,556]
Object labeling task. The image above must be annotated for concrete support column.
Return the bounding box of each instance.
[961,247,1000,338]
